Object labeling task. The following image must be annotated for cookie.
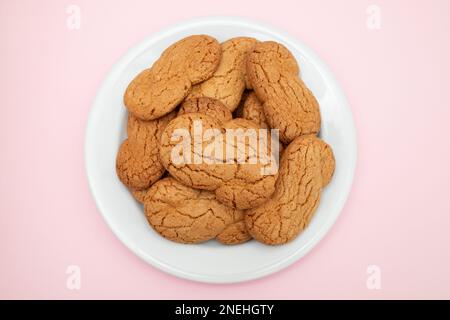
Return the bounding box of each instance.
[159,113,279,209]
[237,91,269,129]
[187,37,258,111]
[144,177,250,244]
[178,97,232,124]
[116,111,175,190]
[216,210,251,245]
[131,189,148,203]
[235,91,285,155]
[246,41,321,143]
[244,69,253,90]
[245,135,335,245]
[124,35,221,120]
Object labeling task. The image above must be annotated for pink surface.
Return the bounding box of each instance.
[1,0,450,299]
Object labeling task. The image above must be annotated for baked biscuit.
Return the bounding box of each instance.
[159,113,279,209]
[246,41,321,143]
[124,35,221,120]
[245,135,335,245]
[178,97,232,124]
[144,177,250,244]
[188,37,257,111]
[116,111,175,190]
[216,210,251,245]
[238,91,269,129]
[131,189,148,203]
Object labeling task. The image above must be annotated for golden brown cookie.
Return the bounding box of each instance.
[124,35,221,120]
[116,111,176,190]
[216,210,251,245]
[131,189,148,203]
[178,97,232,124]
[246,41,321,143]
[144,177,249,244]
[235,91,285,155]
[159,113,279,209]
[245,135,335,245]
[187,37,258,111]
[244,69,253,90]
[238,91,269,129]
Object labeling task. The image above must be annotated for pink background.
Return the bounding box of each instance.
[1,0,450,299]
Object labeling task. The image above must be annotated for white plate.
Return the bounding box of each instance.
[85,16,357,284]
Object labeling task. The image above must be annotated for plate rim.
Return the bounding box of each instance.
[85,15,357,284]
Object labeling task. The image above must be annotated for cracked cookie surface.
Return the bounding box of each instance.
[144,177,249,244]
[131,189,148,203]
[245,135,335,245]
[124,35,221,120]
[187,37,257,111]
[159,113,278,209]
[216,209,251,245]
[235,91,284,155]
[116,111,176,190]
[178,97,232,124]
[246,41,321,143]
[237,91,269,129]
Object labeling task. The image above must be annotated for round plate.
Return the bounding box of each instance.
[85,16,357,284]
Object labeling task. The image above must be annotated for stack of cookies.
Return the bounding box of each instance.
[116,35,335,246]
